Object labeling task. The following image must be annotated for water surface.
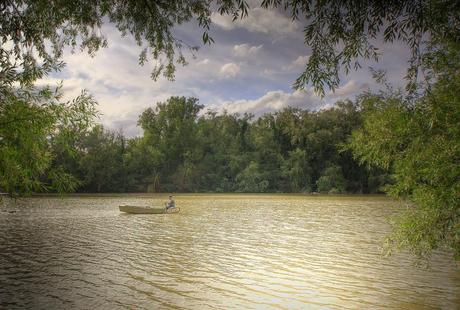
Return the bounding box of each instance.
[1,194,459,309]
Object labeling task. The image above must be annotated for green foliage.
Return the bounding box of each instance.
[98,96,381,194]
[3,1,458,94]
[78,125,127,192]
[261,0,459,94]
[1,0,201,84]
[124,137,164,192]
[347,43,460,260]
[0,93,54,194]
[281,148,312,192]
[316,165,346,194]
[0,85,98,196]
[0,0,252,87]
[38,95,384,195]
[235,162,269,193]
[137,96,203,191]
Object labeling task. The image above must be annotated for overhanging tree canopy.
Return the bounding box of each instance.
[1,0,459,93]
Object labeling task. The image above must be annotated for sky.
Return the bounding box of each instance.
[40,5,410,137]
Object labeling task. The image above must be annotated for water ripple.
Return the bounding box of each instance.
[0,194,459,309]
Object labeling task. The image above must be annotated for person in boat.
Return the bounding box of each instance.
[165,195,176,210]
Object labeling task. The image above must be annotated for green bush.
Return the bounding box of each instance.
[316,165,346,193]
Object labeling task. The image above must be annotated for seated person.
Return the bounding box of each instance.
[165,195,175,209]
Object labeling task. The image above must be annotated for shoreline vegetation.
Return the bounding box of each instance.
[33,97,391,196]
[20,193,392,198]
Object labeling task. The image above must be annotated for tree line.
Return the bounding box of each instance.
[48,96,389,194]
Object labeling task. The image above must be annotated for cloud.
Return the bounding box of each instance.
[282,55,310,71]
[210,13,235,30]
[220,63,241,78]
[233,43,263,57]
[293,55,310,67]
[196,58,210,65]
[262,68,275,76]
[208,89,325,117]
[105,111,143,137]
[328,80,369,99]
[34,14,406,139]
[211,7,299,36]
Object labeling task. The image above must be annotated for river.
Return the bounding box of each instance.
[0,194,458,309]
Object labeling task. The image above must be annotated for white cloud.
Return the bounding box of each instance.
[233,43,263,57]
[262,68,275,76]
[196,58,210,65]
[220,63,241,78]
[283,55,310,71]
[293,55,310,67]
[210,13,235,30]
[36,26,193,137]
[208,89,325,117]
[328,80,369,98]
[211,7,299,36]
[33,15,404,138]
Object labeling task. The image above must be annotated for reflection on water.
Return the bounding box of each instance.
[0,194,459,309]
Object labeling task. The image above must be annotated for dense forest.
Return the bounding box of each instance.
[45,97,389,194]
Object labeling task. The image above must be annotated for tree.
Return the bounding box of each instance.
[123,137,164,192]
[235,162,269,193]
[347,43,460,260]
[78,125,127,192]
[251,114,285,191]
[0,85,98,196]
[281,148,312,192]
[2,1,458,94]
[195,111,252,192]
[138,96,203,191]
[263,0,460,94]
[0,0,248,86]
[316,165,346,194]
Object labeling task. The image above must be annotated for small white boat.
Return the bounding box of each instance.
[119,205,180,214]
